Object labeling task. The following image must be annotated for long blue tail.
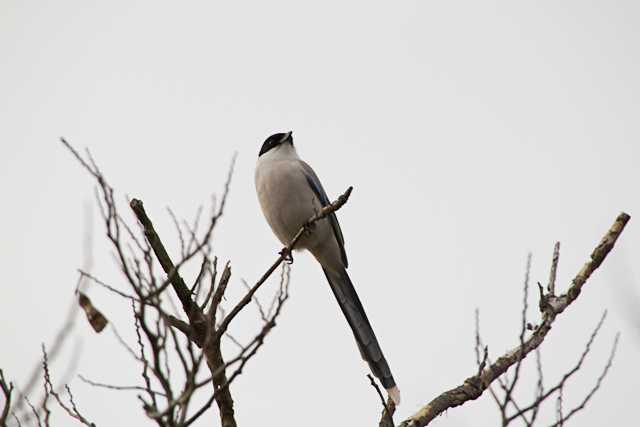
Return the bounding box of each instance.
[322,267,399,402]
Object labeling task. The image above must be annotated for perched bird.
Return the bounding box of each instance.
[255,131,400,405]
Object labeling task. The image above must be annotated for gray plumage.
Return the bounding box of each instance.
[255,131,400,404]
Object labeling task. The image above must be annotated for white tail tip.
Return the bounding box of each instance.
[387,386,401,405]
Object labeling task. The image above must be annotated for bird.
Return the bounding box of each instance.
[254,131,400,405]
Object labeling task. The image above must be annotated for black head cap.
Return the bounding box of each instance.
[259,131,293,157]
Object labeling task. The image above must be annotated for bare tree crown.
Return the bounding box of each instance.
[0,140,629,427]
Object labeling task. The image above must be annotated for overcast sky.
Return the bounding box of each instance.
[1,1,639,426]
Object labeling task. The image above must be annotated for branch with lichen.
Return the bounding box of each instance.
[389,213,629,427]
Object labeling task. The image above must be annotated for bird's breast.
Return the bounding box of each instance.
[255,160,323,248]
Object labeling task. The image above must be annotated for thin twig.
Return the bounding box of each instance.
[368,374,394,427]
[1,369,14,426]
[549,333,620,426]
[41,345,96,427]
[77,374,167,397]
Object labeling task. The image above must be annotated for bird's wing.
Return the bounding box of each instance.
[299,161,348,268]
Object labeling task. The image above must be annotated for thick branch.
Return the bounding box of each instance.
[206,347,236,427]
[130,199,203,326]
[398,212,630,427]
[129,199,236,427]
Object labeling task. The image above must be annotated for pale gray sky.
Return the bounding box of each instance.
[1,1,638,426]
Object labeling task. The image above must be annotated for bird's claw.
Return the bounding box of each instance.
[305,221,317,233]
[280,248,294,264]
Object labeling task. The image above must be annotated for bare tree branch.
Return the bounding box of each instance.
[60,138,357,427]
[54,139,628,427]
[549,332,620,426]
[41,345,96,427]
[368,374,394,427]
[395,212,630,427]
[1,369,14,427]
[78,374,167,397]
[501,254,532,420]
[504,310,610,424]
[547,242,560,296]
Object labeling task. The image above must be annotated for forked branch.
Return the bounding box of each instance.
[394,213,629,427]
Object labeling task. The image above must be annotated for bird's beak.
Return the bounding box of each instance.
[283,131,293,142]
